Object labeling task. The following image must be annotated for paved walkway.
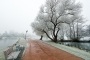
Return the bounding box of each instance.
[22,39,83,60]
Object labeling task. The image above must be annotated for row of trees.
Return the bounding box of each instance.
[31,0,87,42]
[0,31,26,39]
[83,25,90,37]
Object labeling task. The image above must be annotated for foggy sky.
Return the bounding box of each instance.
[0,0,90,34]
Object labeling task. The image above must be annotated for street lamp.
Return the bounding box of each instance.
[25,30,28,39]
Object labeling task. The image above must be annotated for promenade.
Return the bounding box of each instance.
[22,39,83,60]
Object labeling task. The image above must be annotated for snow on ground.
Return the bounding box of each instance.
[45,41,90,60]
[0,38,27,60]
[0,48,7,60]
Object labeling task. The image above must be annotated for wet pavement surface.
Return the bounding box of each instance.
[22,39,83,60]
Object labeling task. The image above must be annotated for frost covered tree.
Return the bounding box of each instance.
[85,25,90,36]
[31,0,83,42]
[67,15,84,41]
[87,25,90,34]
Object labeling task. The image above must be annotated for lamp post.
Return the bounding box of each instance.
[25,30,28,40]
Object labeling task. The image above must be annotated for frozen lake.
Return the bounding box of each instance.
[0,38,18,50]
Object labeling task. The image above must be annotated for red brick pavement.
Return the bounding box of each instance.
[22,39,83,60]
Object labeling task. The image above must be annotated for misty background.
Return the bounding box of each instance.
[0,0,90,35]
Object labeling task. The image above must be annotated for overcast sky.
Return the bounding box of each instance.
[0,0,90,34]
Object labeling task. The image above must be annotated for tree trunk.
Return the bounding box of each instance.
[40,35,43,40]
[69,24,72,40]
[77,20,79,40]
[72,22,75,39]
[53,36,57,42]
